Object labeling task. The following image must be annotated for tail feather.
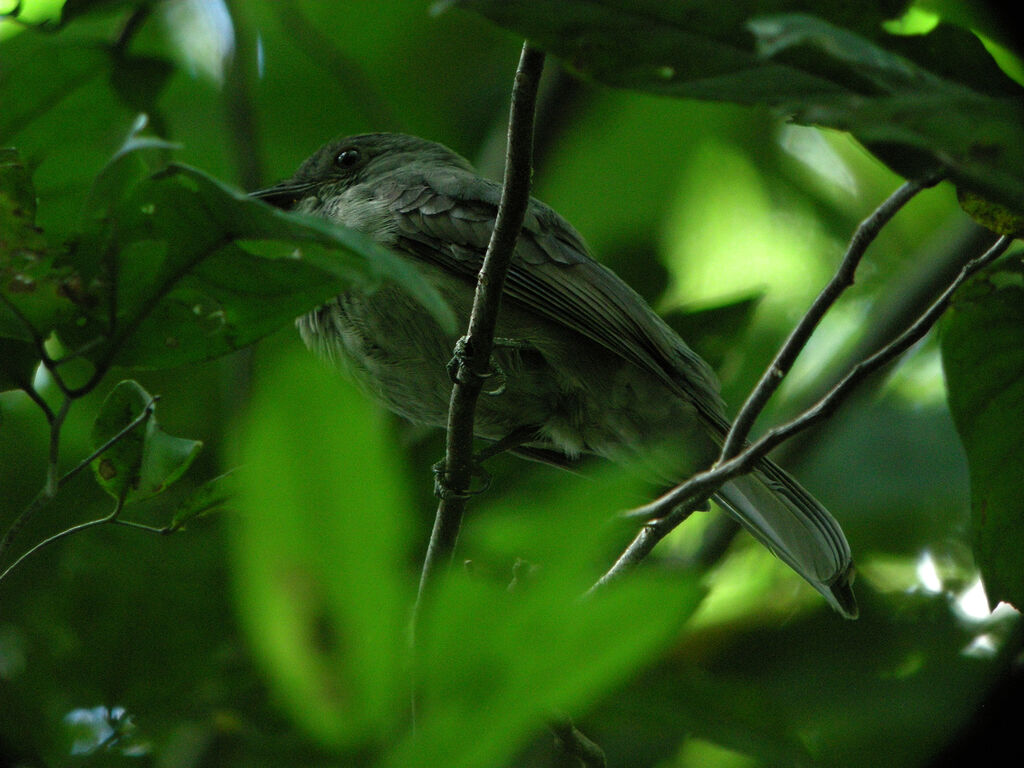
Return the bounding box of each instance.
[714,458,857,618]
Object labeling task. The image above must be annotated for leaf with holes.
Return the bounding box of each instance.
[90,380,202,502]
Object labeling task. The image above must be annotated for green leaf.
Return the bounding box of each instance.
[167,469,235,532]
[747,14,1024,213]
[77,113,180,241]
[90,379,202,502]
[0,147,72,342]
[454,2,1024,213]
[388,471,704,768]
[58,0,152,26]
[941,255,1024,609]
[956,188,1024,237]
[231,345,412,749]
[0,337,38,392]
[58,160,454,370]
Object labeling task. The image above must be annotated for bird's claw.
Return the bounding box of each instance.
[432,458,493,500]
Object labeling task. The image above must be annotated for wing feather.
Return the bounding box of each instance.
[379,169,726,424]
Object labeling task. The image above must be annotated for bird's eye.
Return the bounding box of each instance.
[335,149,361,169]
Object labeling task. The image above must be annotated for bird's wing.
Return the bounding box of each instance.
[376,169,856,616]
[376,169,728,427]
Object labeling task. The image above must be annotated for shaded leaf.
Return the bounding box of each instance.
[0,337,38,392]
[57,161,454,370]
[454,1,1024,212]
[747,14,1024,212]
[957,188,1024,237]
[168,469,235,531]
[941,255,1024,609]
[0,147,71,342]
[90,379,202,502]
[58,0,152,26]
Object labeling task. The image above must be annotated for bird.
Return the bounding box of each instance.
[251,132,857,618]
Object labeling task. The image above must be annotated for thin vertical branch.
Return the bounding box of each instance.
[414,43,546,610]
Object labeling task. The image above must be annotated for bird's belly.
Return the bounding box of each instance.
[298,282,714,475]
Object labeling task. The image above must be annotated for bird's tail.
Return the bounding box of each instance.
[713,457,857,618]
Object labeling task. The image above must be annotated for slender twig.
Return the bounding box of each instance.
[222,0,263,191]
[591,233,1012,591]
[414,43,546,610]
[0,488,129,586]
[720,177,932,460]
[44,395,73,495]
[0,397,158,563]
[549,717,607,768]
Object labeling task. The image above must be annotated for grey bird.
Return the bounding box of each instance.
[252,133,857,618]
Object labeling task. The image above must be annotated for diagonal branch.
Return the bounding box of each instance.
[0,395,158,565]
[415,43,546,608]
[720,177,934,460]
[591,232,1012,592]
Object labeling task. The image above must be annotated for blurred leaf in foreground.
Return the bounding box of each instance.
[232,345,413,749]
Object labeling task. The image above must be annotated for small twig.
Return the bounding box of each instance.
[414,43,546,610]
[721,177,932,460]
[44,395,73,495]
[222,0,263,191]
[591,233,1012,590]
[550,717,607,768]
[0,488,129,586]
[0,397,158,564]
[112,4,152,55]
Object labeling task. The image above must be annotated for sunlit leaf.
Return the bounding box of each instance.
[90,379,202,502]
[941,255,1024,609]
[387,471,704,768]
[232,346,412,749]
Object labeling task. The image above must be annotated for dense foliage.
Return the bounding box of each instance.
[1,1,1022,766]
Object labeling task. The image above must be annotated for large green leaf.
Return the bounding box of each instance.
[57,157,454,370]
[453,1,1024,213]
[747,14,1024,212]
[231,345,413,749]
[388,472,704,768]
[941,254,1024,610]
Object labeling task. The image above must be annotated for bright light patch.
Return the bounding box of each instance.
[882,342,949,405]
[662,138,832,313]
[0,0,63,40]
[915,549,943,593]
[882,6,940,35]
[962,633,998,658]
[954,577,996,622]
[162,0,235,85]
[778,124,858,196]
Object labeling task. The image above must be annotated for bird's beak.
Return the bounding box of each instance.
[249,180,318,210]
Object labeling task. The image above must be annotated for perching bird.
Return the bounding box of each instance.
[252,133,857,617]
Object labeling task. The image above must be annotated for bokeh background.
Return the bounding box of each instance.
[1,1,1020,766]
